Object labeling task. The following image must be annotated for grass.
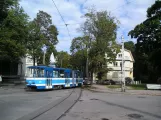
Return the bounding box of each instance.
[127,84,146,90]
[106,84,146,90]
[107,85,121,89]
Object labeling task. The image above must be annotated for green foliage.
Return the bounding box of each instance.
[84,10,120,80]
[127,84,146,90]
[70,36,88,77]
[128,1,161,83]
[26,11,58,65]
[55,51,71,68]
[124,41,135,52]
[70,36,88,53]
[70,50,87,76]
[157,77,161,84]
[70,9,120,80]
[0,3,29,61]
[0,0,19,25]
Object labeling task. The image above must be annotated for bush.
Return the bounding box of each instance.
[157,77,161,84]
[127,84,146,90]
[125,77,132,85]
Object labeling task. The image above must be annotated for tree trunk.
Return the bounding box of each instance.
[33,56,35,66]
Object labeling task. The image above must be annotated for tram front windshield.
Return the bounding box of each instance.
[26,68,45,78]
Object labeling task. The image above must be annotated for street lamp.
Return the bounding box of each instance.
[41,44,47,65]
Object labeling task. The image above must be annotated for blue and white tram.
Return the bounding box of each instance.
[26,66,83,90]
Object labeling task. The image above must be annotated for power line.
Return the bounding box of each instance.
[54,0,136,27]
[51,0,71,40]
[56,23,82,26]
[111,0,136,12]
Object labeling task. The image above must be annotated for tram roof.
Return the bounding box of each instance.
[27,66,72,71]
[28,66,47,69]
[53,68,72,71]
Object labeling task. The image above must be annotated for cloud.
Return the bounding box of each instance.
[20,0,155,53]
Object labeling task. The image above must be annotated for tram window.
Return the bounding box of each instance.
[77,72,80,78]
[64,72,70,78]
[37,69,45,77]
[59,70,64,78]
[26,68,45,78]
[46,71,53,77]
[70,72,72,78]
[75,73,78,78]
[53,70,59,78]
[60,74,64,78]
[26,68,33,77]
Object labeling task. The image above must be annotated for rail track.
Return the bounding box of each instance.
[17,88,82,120]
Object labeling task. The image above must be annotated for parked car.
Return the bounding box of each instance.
[110,80,116,85]
[96,80,101,84]
[125,77,132,85]
[102,80,116,85]
[83,80,91,85]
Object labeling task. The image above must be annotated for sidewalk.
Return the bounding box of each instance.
[0,83,25,89]
[89,84,161,96]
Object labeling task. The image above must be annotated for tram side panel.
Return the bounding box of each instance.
[52,78,65,88]
[26,78,47,89]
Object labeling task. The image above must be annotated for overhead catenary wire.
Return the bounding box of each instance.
[53,0,136,27]
[51,0,72,40]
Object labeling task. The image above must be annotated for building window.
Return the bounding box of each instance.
[113,62,118,66]
[120,62,122,67]
[118,54,122,58]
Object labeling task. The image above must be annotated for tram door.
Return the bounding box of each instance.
[75,71,78,86]
[46,70,53,89]
[72,71,75,87]
[65,71,70,87]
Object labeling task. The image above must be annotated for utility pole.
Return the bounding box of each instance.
[121,36,126,92]
[86,38,89,81]
[43,52,46,65]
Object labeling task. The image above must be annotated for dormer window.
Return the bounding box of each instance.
[118,54,122,58]
[113,62,118,66]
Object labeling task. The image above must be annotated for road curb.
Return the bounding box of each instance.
[87,88,161,96]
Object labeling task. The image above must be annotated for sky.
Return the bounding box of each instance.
[20,0,155,53]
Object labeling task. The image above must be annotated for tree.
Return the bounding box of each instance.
[71,9,120,81]
[124,41,135,53]
[0,0,19,25]
[70,36,88,78]
[80,9,120,80]
[56,51,71,68]
[70,50,87,78]
[26,11,58,65]
[0,3,29,61]
[26,21,43,65]
[70,36,89,54]
[128,1,161,83]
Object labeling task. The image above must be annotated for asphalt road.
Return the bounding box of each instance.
[0,85,72,120]
[1,86,161,120]
[60,90,161,120]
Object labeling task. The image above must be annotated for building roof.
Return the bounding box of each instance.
[124,49,135,62]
